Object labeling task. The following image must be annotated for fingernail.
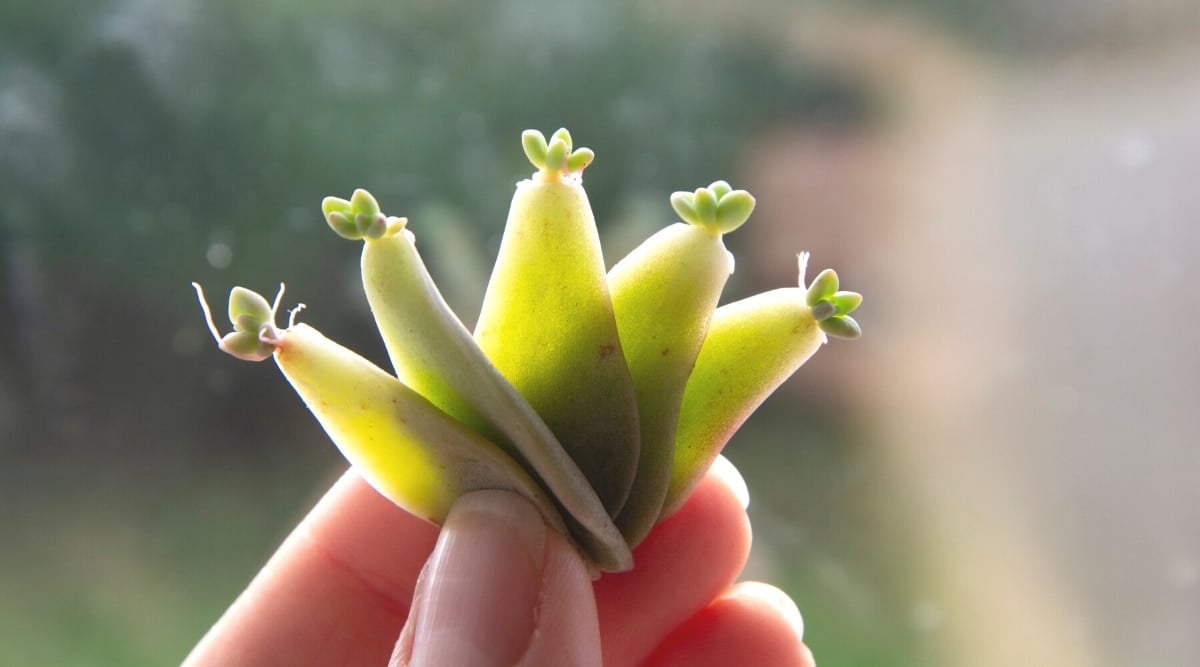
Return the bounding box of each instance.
[408,490,546,667]
[712,454,750,510]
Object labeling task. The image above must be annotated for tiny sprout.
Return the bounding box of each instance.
[520,128,593,178]
[670,181,755,234]
[797,257,863,340]
[193,282,287,362]
[323,191,406,241]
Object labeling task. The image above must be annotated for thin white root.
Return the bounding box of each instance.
[271,283,286,316]
[191,282,223,344]
[288,303,307,328]
[796,251,811,288]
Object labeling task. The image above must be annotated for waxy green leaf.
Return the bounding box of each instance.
[608,217,736,546]
[475,130,642,520]
[662,286,827,517]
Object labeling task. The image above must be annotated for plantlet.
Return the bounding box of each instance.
[607,180,750,545]
[475,129,641,521]
[661,252,861,517]
[192,283,566,533]
[195,128,861,573]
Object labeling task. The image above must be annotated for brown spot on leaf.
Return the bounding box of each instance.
[599,343,615,360]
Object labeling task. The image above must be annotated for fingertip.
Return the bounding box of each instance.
[642,582,812,667]
[728,581,804,642]
[596,466,752,665]
[710,454,750,511]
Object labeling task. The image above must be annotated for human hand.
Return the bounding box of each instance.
[184,457,814,666]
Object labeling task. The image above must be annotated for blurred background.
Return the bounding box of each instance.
[2,0,1198,665]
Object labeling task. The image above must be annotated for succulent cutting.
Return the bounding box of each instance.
[194,128,862,574]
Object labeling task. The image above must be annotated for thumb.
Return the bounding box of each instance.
[391,489,601,667]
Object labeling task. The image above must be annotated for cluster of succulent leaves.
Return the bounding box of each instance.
[196,128,860,573]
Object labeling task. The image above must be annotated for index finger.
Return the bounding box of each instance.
[184,468,439,666]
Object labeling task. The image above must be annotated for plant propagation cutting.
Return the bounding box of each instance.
[194,128,862,573]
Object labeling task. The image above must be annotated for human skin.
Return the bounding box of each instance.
[183,457,815,667]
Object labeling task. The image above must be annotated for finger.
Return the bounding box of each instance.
[518,527,602,667]
[392,490,601,667]
[595,457,753,666]
[642,581,815,667]
[184,468,439,666]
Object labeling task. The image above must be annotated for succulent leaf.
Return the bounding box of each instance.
[830,290,863,315]
[608,215,737,546]
[475,131,642,521]
[713,190,755,234]
[662,287,826,517]
[820,315,862,339]
[669,191,697,221]
[805,268,839,306]
[567,147,595,172]
[810,300,837,321]
[275,323,567,532]
[350,188,380,219]
[708,180,732,200]
[228,286,273,330]
[197,285,571,545]
[544,137,569,173]
[693,187,717,226]
[326,211,360,240]
[521,129,549,166]
[219,330,274,362]
[550,127,573,149]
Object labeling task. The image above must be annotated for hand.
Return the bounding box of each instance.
[184,457,814,666]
